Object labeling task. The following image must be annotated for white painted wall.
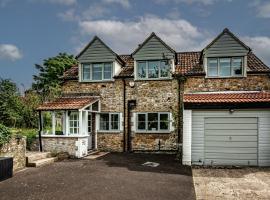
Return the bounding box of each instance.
[190,110,270,166]
[75,137,88,158]
[182,110,192,165]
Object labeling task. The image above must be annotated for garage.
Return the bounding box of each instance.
[183,109,270,166]
[204,117,258,166]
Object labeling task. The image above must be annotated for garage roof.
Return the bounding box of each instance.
[184,91,270,103]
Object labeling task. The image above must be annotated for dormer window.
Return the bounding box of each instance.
[137,60,171,79]
[207,57,243,77]
[81,62,113,81]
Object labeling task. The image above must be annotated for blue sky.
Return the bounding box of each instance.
[0,0,270,90]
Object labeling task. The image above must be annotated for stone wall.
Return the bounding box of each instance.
[42,137,77,157]
[97,133,123,152]
[0,136,26,171]
[185,75,270,92]
[62,79,179,152]
[132,132,177,151]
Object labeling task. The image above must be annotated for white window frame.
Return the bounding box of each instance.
[99,113,120,132]
[136,112,170,133]
[136,60,171,80]
[69,112,79,135]
[81,62,113,82]
[207,57,244,78]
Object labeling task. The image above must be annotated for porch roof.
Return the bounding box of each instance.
[184,91,270,104]
[36,97,98,111]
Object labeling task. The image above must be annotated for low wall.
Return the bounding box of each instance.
[0,136,26,171]
[41,136,88,158]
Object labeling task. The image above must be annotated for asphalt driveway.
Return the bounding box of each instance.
[0,153,195,200]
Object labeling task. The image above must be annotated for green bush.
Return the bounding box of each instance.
[12,128,37,150]
[0,124,12,146]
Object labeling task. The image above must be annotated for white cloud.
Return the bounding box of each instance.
[30,0,77,6]
[78,16,211,53]
[256,2,270,18]
[102,0,130,8]
[155,0,232,5]
[58,9,79,21]
[243,36,270,65]
[0,44,23,61]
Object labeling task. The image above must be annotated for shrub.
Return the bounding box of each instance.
[0,124,12,146]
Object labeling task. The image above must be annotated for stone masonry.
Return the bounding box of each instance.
[0,136,26,171]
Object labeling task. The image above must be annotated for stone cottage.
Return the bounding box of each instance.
[37,28,270,166]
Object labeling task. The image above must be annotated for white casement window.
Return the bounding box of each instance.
[136,112,170,132]
[99,113,120,131]
[81,62,113,81]
[69,112,79,134]
[207,57,243,77]
[137,60,170,79]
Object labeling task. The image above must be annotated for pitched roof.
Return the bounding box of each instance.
[184,91,270,104]
[131,32,176,56]
[76,36,124,65]
[36,97,98,111]
[203,28,251,51]
[175,51,270,76]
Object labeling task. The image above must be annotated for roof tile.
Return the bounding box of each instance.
[37,97,98,111]
[184,91,270,103]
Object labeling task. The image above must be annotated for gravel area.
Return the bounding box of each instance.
[192,167,270,200]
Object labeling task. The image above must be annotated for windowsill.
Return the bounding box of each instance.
[135,130,171,134]
[134,78,172,81]
[79,80,115,83]
[97,130,121,134]
[41,134,88,138]
[205,76,246,79]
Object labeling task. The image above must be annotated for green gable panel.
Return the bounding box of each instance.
[77,37,116,63]
[204,32,249,57]
[133,34,175,60]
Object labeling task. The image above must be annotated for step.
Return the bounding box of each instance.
[27,157,58,168]
[26,152,52,163]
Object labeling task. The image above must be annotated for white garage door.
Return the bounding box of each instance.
[204,117,258,166]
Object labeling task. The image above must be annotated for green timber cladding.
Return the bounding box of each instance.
[132,33,175,60]
[203,29,250,57]
[77,36,117,63]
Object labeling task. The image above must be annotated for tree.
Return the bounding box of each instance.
[20,90,41,128]
[32,53,78,101]
[0,79,23,127]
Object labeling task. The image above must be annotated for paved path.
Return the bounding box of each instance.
[0,153,195,200]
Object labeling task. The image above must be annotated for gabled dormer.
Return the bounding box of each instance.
[132,33,176,80]
[202,28,251,78]
[76,36,124,82]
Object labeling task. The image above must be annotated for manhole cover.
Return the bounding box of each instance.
[142,162,160,167]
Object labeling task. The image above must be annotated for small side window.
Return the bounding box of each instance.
[207,58,218,77]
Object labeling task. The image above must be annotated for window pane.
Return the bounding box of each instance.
[232,58,243,76]
[92,101,99,111]
[160,60,170,77]
[104,63,112,79]
[148,61,159,78]
[82,64,90,80]
[208,58,218,76]
[100,114,109,130]
[111,114,119,130]
[92,64,102,80]
[137,114,146,130]
[138,62,146,78]
[219,58,231,76]
[160,114,169,130]
[148,113,158,131]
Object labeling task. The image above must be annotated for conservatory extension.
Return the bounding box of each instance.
[36,96,100,158]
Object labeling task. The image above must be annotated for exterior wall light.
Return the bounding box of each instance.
[129,81,135,88]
